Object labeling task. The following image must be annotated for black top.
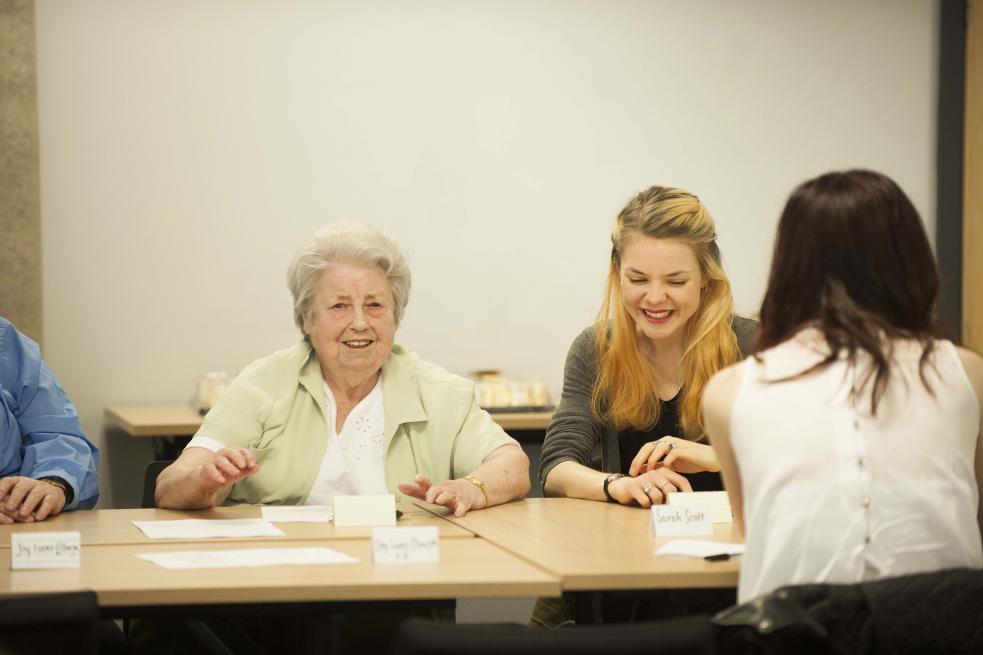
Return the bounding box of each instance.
[538,315,758,489]
[617,393,723,492]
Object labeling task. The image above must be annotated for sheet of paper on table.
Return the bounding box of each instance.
[261,505,333,522]
[137,546,358,570]
[654,539,745,559]
[132,519,285,539]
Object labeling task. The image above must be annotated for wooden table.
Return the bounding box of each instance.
[485,411,554,431]
[0,507,560,620]
[436,498,741,623]
[435,497,741,592]
[104,404,203,460]
[104,404,204,437]
[0,499,739,621]
[0,538,558,608]
[105,405,553,436]
[0,505,474,548]
[105,404,554,459]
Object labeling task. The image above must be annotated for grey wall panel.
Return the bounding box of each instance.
[0,0,42,344]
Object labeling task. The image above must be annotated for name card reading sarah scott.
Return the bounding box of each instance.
[10,531,81,570]
[650,505,712,537]
[371,527,439,564]
[334,494,397,527]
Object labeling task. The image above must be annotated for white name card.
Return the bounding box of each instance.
[334,494,397,527]
[10,531,81,570]
[666,491,733,523]
[371,527,439,564]
[650,505,712,537]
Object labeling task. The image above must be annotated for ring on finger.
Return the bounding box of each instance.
[642,485,653,494]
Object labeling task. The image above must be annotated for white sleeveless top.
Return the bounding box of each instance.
[731,328,982,603]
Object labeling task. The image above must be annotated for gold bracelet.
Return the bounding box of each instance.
[463,475,490,507]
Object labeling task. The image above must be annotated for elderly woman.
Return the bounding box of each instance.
[156,222,530,515]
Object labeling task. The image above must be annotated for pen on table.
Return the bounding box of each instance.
[704,553,732,561]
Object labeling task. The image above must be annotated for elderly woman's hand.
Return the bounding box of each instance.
[398,474,488,518]
[156,447,261,510]
[196,448,260,491]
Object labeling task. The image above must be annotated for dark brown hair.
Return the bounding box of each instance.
[756,169,940,412]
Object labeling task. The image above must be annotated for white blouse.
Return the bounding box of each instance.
[304,378,388,505]
[730,329,982,603]
[187,376,388,505]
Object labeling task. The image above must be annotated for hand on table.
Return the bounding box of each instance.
[0,476,67,523]
[398,474,487,517]
[608,468,693,508]
[629,436,720,475]
[196,448,260,491]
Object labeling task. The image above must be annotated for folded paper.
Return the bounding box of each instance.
[137,546,358,569]
[132,519,284,539]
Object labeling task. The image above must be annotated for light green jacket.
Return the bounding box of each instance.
[196,341,517,505]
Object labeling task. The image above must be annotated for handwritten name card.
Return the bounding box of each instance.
[371,527,439,564]
[334,494,397,527]
[11,531,81,570]
[650,505,712,537]
[666,491,733,523]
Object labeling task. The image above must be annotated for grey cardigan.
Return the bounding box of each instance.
[538,316,758,488]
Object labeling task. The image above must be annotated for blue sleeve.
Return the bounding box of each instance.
[0,318,100,510]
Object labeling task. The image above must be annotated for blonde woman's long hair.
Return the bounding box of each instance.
[592,186,740,440]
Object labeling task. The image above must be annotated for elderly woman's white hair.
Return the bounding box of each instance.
[287,222,412,332]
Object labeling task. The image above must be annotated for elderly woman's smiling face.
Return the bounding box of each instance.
[303,263,396,383]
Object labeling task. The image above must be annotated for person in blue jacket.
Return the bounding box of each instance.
[0,316,99,522]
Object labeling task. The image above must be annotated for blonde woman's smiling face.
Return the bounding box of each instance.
[619,236,704,347]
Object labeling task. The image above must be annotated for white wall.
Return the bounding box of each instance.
[34,0,938,508]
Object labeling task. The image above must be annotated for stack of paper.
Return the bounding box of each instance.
[261,505,333,523]
[654,540,744,559]
[137,547,358,570]
[666,491,732,523]
[132,519,285,539]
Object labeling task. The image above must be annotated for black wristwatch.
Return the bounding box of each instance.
[39,476,74,505]
[602,473,625,503]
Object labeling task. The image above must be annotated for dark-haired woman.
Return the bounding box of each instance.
[704,170,983,603]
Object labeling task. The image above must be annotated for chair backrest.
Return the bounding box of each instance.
[391,616,714,655]
[713,567,983,655]
[0,591,99,655]
[142,459,174,508]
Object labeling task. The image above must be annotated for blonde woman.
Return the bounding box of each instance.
[540,185,756,506]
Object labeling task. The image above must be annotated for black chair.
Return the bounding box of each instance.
[141,459,173,508]
[0,591,100,655]
[713,567,983,655]
[135,458,313,655]
[391,616,714,655]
